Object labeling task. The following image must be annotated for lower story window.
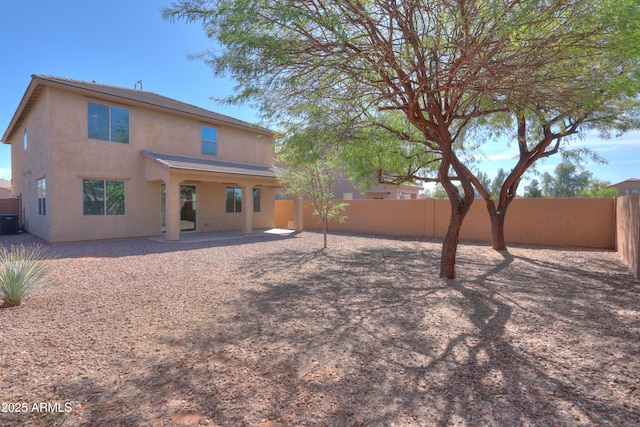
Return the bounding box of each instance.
[37,178,46,215]
[253,188,261,213]
[225,187,261,213]
[226,187,242,213]
[83,179,125,215]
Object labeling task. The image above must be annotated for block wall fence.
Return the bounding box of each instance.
[0,198,19,216]
[616,194,640,278]
[275,196,640,278]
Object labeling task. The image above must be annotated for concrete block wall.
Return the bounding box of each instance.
[276,198,616,248]
[0,198,19,215]
[616,194,640,278]
[274,196,640,276]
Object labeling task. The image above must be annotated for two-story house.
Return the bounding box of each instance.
[608,178,640,196]
[1,75,279,243]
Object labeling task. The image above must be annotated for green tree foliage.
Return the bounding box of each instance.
[276,132,348,249]
[474,171,491,198]
[432,184,449,199]
[164,0,640,277]
[580,179,620,198]
[523,179,543,198]
[541,162,593,198]
[340,112,440,192]
[540,168,620,198]
[458,0,640,249]
[490,169,508,200]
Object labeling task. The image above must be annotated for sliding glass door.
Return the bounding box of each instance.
[161,184,197,233]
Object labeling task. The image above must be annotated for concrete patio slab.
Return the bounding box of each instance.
[146,228,295,244]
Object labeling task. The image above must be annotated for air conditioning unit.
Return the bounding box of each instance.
[0,214,19,235]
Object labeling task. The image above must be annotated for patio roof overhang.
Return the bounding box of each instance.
[142,150,282,185]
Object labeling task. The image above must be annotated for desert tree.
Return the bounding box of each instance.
[459,0,640,249]
[580,179,620,198]
[490,169,508,199]
[163,0,638,278]
[542,163,593,198]
[523,179,543,198]
[276,130,348,249]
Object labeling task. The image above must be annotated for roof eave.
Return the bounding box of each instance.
[141,151,278,180]
[37,75,273,137]
[3,75,273,143]
[169,164,277,179]
[1,75,42,144]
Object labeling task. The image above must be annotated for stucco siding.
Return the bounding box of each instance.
[5,77,278,243]
[11,88,51,241]
[37,87,275,242]
[191,183,275,233]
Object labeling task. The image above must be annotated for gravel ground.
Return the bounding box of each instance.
[0,231,639,427]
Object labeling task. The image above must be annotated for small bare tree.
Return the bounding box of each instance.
[276,133,348,249]
[278,162,348,249]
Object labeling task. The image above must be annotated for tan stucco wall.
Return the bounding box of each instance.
[275,197,617,249]
[195,182,275,232]
[616,194,640,278]
[10,85,276,243]
[10,88,52,240]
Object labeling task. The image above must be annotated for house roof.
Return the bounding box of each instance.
[142,150,281,179]
[2,75,271,143]
[0,178,10,190]
[608,178,640,188]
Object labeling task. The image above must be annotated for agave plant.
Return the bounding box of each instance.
[0,244,53,308]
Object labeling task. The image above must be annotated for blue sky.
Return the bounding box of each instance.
[1,1,638,189]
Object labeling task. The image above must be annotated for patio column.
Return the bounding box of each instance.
[165,176,181,242]
[293,196,304,232]
[241,183,254,234]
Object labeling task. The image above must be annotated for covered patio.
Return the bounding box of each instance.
[142,150,281,242]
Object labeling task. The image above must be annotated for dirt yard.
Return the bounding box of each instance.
[0,231,638,426]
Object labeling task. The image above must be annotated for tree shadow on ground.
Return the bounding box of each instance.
[53,239,639,426]
[0,231,301,260]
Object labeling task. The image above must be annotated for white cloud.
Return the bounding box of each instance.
[578,131,640,149]
[485,152,518,161]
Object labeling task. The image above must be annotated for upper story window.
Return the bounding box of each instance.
[23,127,27,150]
[201,126,217,156]
[88,102,129,144]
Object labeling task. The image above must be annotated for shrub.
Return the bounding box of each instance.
[0,245,53,308]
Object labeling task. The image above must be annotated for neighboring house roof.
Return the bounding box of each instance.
[608,178,640,187]
[2,74,271,143]
[0,178,10,190]
[142,151,280,179]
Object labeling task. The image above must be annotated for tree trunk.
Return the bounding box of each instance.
[481,198,507,251]
[322,219,328,249]
[440,201,465,278]
[489,210,506,251]
[488,196,515,251]
[438,152,475,279]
